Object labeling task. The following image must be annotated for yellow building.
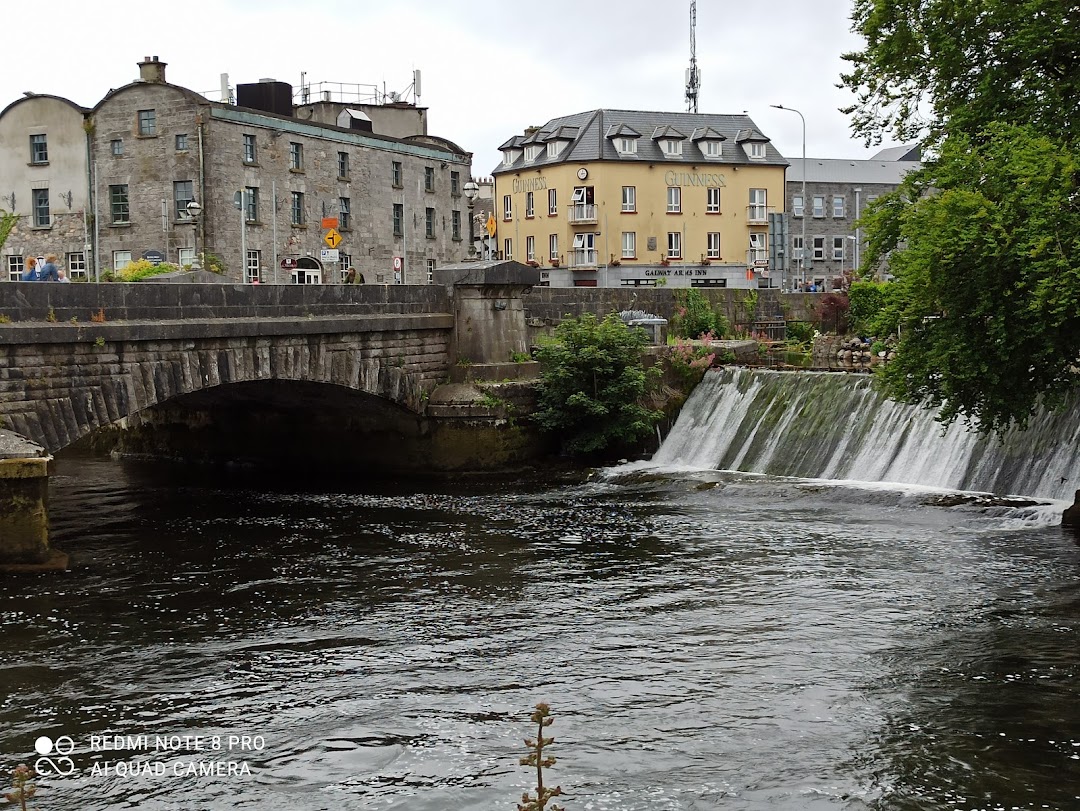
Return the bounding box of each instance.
[492,109,788,288]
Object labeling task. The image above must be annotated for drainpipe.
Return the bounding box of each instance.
[853,187,861,274]
[197,116,206,268]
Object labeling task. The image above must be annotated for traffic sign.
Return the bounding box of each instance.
[485,214,496,237]
[321,217,339,230]
[320,248,339,262]
[323,228,342,249]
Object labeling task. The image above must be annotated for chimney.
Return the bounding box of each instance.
[138,55,167,84]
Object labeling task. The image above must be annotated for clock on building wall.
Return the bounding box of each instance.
[577,167,589,180]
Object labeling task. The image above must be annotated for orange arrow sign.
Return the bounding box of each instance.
[324,228,342,249]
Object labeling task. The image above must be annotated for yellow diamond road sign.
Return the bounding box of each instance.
[324,228,342,249]
[485,214,496,238]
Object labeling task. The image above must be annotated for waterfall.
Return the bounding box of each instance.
[651,368,1080,501]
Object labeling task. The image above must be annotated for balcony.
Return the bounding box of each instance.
[746,249,769,267]
[568,204,598,225]
[745,205,771,225]
[568,249,598,269]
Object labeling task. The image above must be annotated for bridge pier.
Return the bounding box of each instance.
[0,431,66,570]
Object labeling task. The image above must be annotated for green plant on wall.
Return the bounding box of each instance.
[0,210,17,255]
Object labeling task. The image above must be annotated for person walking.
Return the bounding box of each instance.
[20,257,39,281]
[39,254,59,282]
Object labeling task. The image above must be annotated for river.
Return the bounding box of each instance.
[2,368,1080,809]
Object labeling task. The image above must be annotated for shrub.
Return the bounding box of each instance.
[533,312,661,455]
[670,289,718,339]
[116,259,181,282]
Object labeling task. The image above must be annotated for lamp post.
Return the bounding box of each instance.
[463,180,479,260]
[233,190,247,282]
[186,199,202,269]
[771,104,805,291]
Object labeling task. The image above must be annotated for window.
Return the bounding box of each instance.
[246,250,261,284]
[549,234,558,261]
[425,207,435,238]
[111,139,123,156]
[392,161,403,187]
[749,232,767,262]
[66,252,87,281]
[338,197,350,229]
[792,195,804,217]
[662,139,683,156]
[393,203,403,236]
[526,235,535,261]
[32,189,50,227]
[702,140,720,157]
[812,196,825,217]
[813,236,825,261]
[621,231,636,259]
[290,191,305,225]
[546,141,566,158]
[245,187,259,223]
[137,109,156,136]
[30,134,48,164]
[6,256,21,282]
[178,247,195,267]
[424,166,435,192]
[792,236,804,263]
[450,171,460,196]
[503,238,513,260]
[525,192,535,218]
[289,142,303,171]
[748,142,765,159]
[337,151,349,179]
[243,134,256,164]
[748,188,767,221]
[175,133,188,151]
[833,195,845,218]
[666,186,681,213]
[173,180,194,219]
[109,184,129,223]
[426,258,436,284]
[706,187,721,214]
[503,195,512,221]
[548,188,557,216]
[616,137,637,155]
[339,253,352,283]
[112,250,132,270]
[833,236,846,260]
[524,145,541,161]
[451,210,461,241]
[622,186,636,213]
[667,231,682,259]
[707,232,721,259]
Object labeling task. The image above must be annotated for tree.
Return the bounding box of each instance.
[533,313,661,455]
[841,0,1080,148]
[0,210,17,255]
[865,125,1080,433]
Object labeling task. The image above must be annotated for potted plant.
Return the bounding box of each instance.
[609,254,621,267]
[660,257,671,267]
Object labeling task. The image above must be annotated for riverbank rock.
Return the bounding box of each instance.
[1062,490,1080,534]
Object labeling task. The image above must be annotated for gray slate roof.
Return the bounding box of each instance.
[492,108,789,175]
[786,157,921,184]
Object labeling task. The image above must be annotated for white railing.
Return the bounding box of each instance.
[568,204,597,224]
[568,249,598,269]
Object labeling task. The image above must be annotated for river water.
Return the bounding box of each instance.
[2,448,1079,810]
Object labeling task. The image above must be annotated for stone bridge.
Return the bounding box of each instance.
[0,262,539,566]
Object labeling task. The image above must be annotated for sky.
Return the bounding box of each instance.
[3,0,897,175]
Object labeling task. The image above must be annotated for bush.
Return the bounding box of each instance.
[533,312,662,455]
[848,280,902,338]
[115,260,181,282]
[670,289,720,339]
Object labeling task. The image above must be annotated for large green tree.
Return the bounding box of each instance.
[842,0,1080,432]
[533,313,661,456]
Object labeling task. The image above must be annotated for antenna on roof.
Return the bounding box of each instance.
[685,0,700,113]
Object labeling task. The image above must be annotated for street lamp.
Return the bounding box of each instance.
[771,104,806,291]
[463,180,479,260]
[186,199,202,269]
[233,190,248,282]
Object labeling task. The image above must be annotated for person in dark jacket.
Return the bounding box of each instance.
[38,254,59,282]
[20,257,39,281]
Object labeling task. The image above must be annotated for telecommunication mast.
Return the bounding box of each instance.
[685,0,700,113]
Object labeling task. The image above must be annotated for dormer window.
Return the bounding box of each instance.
[702,140,721,157]
[524,144,542,161]
[502,149,522,166]
[546,141,567,158]
[616,137,638,155]
[746,142,766,159]
[661,139,683,157]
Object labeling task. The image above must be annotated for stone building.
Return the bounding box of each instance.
[0,56,473,285]
[783,144,920,289]
[0,94,92,280]
[492,109,788,289]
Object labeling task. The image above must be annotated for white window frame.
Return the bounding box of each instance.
[792,236,804,262]
[666,186,681,214]
[546,141,566,158]
[793,195,804,217]
[548,188,557,216]
[503,238,513,260]
[833,236,846,261]
[621,231,636,259]
[707,232,721,259]
[662,139,683,156]
[706,187,721,214]
[7,255,24,281]
[503,195,512,220]
[749,188,767,221]
[524,144,542,161]
[426,258,436,284]
[549,234,558,261]
[812,196,825,217]
[616,137,638,155]
[525,191,535,218]
[245,250,261,284]
[622,186,636,213]
[113,250,132,270]
[667,231,682,259]
[748,142,765,159]
[178,247,195,267]
[66,252,87,281]
[702,140,720,157]
[526,235,535,261]
[833,195,845,218]
[813,237,825,261]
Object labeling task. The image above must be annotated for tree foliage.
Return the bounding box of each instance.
[841,0,1080,148]
[533,313,662,456]
[848,280,904,338]
[670,289,726,339]
[866,125,1080,433]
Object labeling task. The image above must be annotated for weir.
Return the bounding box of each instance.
[654,368,1080,501]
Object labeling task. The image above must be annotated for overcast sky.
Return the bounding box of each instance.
[4,0,895,175]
